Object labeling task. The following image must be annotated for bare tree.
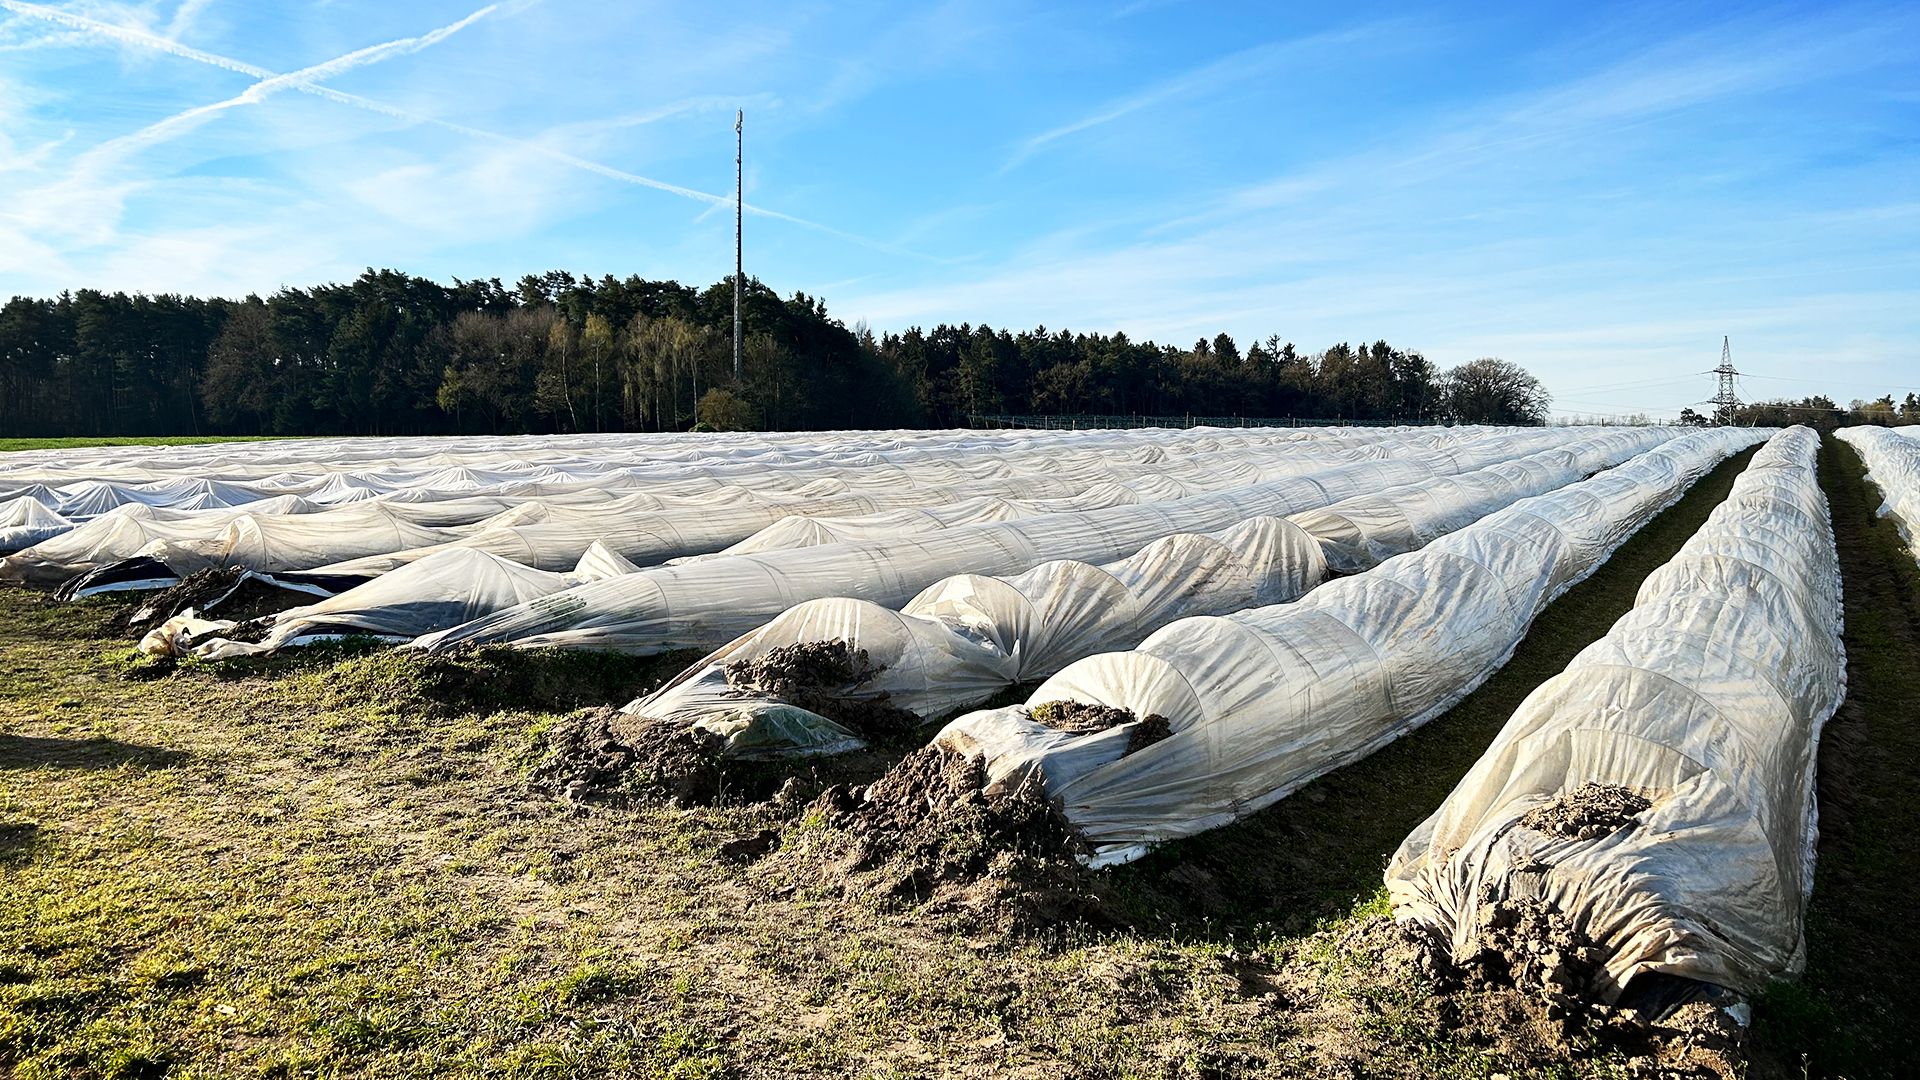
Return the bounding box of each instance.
[1441,357,1550,424]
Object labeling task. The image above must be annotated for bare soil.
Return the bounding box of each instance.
[722,639,921,742]
[782,746,1109,930]
[531,708,729,808]
[1519,782,1653,841]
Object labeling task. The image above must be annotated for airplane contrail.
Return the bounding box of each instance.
[79,3,505,168]
[0,0,932,259]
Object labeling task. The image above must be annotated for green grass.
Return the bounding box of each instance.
[1746,436,1920,1080]
[0,436,302,454]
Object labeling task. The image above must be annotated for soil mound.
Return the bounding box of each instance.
[1028,698,1135,733]
[722,639,920,742]
[792,746,1108,929]
[724,639,880,694]
[111,566,311,634]
[1267,916,1745,1077]
[1030,699,1173,755]
[531,708,728,808]
[1520,782,1653,841]
[1458,889,1609,1021]
[1125,711,1173,754]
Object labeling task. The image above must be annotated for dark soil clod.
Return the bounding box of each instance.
[1463,890,1609,1016]
[722,639,921,742]
[1027,699,1135,733]
[791,745,1108,928]
[1124,711,1173,754]
[1519,782,1653,841]
[724,639,883,696]
[531,708,728,809]
[1029,699,1173,756]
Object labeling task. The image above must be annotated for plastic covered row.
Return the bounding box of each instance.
[186,431,1567,658]
[3,429,1450,587]
[928,426,1770,867]
[1835,425,1920,559]
[0,425,1411,514]
[1386,427,1842,1000]
[620,428,1682,754]
[288,437,1429,581]
[408,431,1599,656]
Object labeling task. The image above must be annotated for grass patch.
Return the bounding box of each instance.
[299,645,702,718]
[1746,436,1920,1080]
[0,436,303,454]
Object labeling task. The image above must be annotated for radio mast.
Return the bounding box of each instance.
[733,109,743,383]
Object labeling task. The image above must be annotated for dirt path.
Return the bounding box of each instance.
[1747,436,1920,1078]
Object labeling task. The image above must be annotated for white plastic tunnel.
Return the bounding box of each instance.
[1386,426,1844,1000]
[928,426,1769,867]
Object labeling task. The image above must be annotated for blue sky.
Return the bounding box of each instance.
[1,0,1916,419]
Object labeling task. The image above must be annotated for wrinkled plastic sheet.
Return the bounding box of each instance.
[623,428,1681,750]
[409,429,1600,656]
[929,427,1769,867]
[1386,427,1842,999]
[2,427,1472,585]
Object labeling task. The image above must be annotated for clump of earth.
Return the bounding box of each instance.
[531,707,729,808]
[1519,782,1653,841]
[722,639,920,742]
[780,745,1108,929]
[1029,698,1174,755]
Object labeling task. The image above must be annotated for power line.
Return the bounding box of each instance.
[1741,372,1920,393]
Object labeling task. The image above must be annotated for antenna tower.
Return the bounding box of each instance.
[1711,336,1740,426]
[732,109,744,383]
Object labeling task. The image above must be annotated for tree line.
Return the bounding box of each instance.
[0,269,1556,437]
[1680,395,1920,431]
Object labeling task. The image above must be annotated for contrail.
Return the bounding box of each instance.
[82,3,505,167]
[0,0,932,259]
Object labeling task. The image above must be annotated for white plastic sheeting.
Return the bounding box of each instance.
[178,428,1552,656]
[0,426,1401,515]
[622,428,1682,750]
[1836,425,1920,559]
[196,543,644,657]
[0,496,71,555]
[294,445,1393,581]
[1386,428,1842,999]
[412,430,1598,656]
[1,428,1455,584]
[929,426,1769,867]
